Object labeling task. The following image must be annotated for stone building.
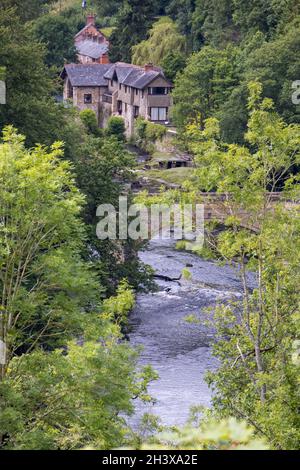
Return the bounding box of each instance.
[61,62,173,136]
[75,15,109,64]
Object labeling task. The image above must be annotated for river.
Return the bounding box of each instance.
[129,237,247,428]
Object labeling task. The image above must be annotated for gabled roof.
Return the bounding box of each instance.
[75,23,102,39]
[76,40,109,60]
[61,63,172,90]
[61,64,113,87]
[104,63,171,90]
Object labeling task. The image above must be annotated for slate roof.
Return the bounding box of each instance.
[62,63,172,90]
[76,40,109,59]
[104,63,171,90]
[62,64,113,87]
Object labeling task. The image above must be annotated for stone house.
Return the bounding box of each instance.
[75,15,109,64]
[61,62,173,136]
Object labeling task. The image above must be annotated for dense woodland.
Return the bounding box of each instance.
[0,0,299,451]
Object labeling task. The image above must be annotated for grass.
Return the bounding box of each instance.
[145,167,195,186]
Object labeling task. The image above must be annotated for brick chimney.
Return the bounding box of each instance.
[144,63,154,72]
[86,14,96,26]
[100,53,110,65]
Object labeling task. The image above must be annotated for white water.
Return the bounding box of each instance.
[129,238,250,428]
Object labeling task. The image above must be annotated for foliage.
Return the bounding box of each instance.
[181,267,192,281]
[66,126,153,295]
[80,109,102,137]
[109,0,160,63]
[141,418,268,450]
[30,12,77,68]
[161,51,187,82]
[135,117,167,153]
[1,0,56,22]
[132,17,186,68]
[106,116,126,142]
[166,0,198,51]
[0,7,64,147]
[185,83,300,449]
[0,127,156,450]
[102,280,135,327]
[0,340,138,449]
[172,46,238,130]
[0,126,93,371]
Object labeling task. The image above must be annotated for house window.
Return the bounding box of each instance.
[148,87,168,95]
[135,89,138,96]
[117,100,122,114]
[111,80,114,86]
[125,86,128,93]
[119,84,122,90]
[67,80,73,99]
[84,94,92,104]
[134,106,139,118]
[142,90,144,99]
[150,107,167,121]
[124,103,128,113]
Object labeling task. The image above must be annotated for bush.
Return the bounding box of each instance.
[79,109,102,136]
[135,117,167,152]
[106,116,126,141]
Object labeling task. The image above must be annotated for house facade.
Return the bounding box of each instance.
[61,62,173,136]
[75,15,109,64]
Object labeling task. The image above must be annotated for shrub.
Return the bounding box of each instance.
[79,109,102,136]
[135,117,167,152]
[106,116,126,141]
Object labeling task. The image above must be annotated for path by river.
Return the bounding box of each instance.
[129,237,249,428]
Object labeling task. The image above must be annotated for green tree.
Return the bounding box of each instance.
[0,7,64,147]
[166,0,197,51]
[172,46,238,129]
[185,83,300,449]
[31,13,77,68]
[0,127,156,449]
[1,0,55,22]
[80,109,102,136]
[232,0,300,36]
[191,0,235,47]
[160,51,186,82]
[106,116,126,141]
[109,0,160,63]
[0,126,93,376]
[132,17,186,68]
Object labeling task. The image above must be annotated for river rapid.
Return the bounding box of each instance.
[129,237,248,428]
